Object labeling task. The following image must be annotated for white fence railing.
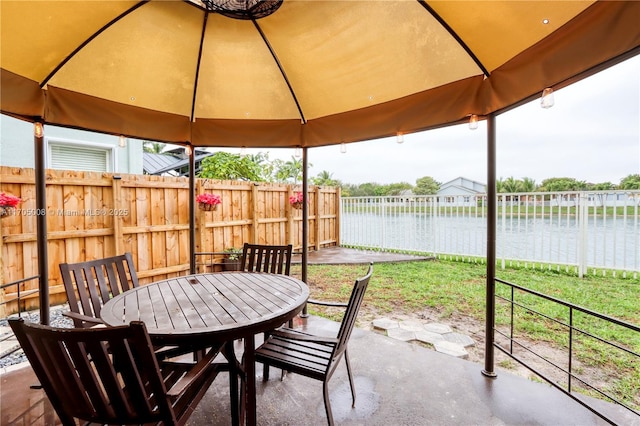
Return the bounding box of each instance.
[340,191,640,278]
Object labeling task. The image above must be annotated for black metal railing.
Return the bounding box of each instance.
[494,278,640,424]
[0,275,40,317]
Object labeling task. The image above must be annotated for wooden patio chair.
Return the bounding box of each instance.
[59,252,194,360]
[240,243,294,332]
[8,318,234,426]
[240,243,292,275]
[59,252,139,328]
[255,263,373,426]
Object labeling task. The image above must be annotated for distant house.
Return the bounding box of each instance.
[437,177,486,206]
[1,115,143,174]
[143,148,212,176]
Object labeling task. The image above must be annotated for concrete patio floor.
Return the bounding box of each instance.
[2,314,636,425]
[1,248,637,425]
[293,246,433,265]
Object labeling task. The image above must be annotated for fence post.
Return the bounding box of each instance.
[335,187,341,246]
[578,192,588,278]
[0,211,5,318]
[316,187,322,250]
[382,197,387,250]
[251,184,260,244]
[287,185,295,248]
[112,175,123,256]
[195,180,206,265]
[500,194,506,270]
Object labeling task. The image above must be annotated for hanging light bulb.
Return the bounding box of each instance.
[396,133,404,144]
[340,143,347,154]
[541,88,555,109]
[118,135,127,147]
[294,147,302,158]
[184,145,192,156]
[468,114,479,130]
[34,122,43,138]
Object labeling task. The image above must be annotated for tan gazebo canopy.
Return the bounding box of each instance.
[2,1,638,147]
[1,0,639,377]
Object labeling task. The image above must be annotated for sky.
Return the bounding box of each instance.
[243,55,640,187]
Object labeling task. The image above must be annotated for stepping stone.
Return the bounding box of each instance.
[398,320,424,332]
[414,330,445,345]
[441,332,475,348]
[423,323,452,334]
[372,318,399,331]
[433,340,469,359]
[0,338,19,358]
[386,327,416,342]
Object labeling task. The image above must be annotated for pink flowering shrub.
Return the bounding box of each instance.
[289,192,304,205]
[196,193,222,205]
[0,192,21,207]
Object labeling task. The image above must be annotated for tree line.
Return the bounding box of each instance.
[143,144,640,196]
[337,175,640,197]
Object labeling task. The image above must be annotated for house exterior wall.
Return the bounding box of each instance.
[439,177,485,193]
[437,186,477,196]
[437,177,485,206]
[0,115,143,174]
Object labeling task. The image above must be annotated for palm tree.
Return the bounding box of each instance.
[520,177,537,203]
[312,170,340,186]
[143,142,166,153]
[274,156,304,183]
[501,176,520,193]
[520,177,536,192]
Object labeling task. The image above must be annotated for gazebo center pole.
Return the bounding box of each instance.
[189,145,196,275]
[301,147,309,317]
[482,114,497,378]
[35,122,49,325]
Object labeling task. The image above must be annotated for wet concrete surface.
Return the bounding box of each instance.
[293,246,433,265]
[3,315,636,425]
[1,249,636,425]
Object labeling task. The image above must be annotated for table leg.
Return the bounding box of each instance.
[223,342,241,426]
[243,335,257,426]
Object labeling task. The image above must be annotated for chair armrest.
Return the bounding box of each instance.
[62,311,104,326]
[165,346,222,397]
[307,298,348,308]
[270,328,338,345]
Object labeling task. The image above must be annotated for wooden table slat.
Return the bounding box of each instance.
[241,274,301,308]
[102,272,308,341]
[101,272,308,426]
[199,274,262,321]
[187,279,237,327]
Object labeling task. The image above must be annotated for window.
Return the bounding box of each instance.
[48,140,115,172]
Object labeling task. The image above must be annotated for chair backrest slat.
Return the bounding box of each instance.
[60,253,139,328]
[334,263,373,359]
[9,319,176,425]
[240,243,292,275]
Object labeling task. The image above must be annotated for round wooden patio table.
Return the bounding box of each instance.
[101,272,309,426]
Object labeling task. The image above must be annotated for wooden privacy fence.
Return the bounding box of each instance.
[0,166,340,316]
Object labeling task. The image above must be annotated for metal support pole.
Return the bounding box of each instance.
[189,145,196,274]
[301,147,309,317]
[34,122,49,325]
[482,114,497,378]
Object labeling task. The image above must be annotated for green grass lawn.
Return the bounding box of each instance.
[290,259,640,410]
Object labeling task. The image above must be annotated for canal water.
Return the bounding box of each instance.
[341,213,639,272]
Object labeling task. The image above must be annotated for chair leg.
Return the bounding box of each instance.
[323,381,335,426]
[262,362,270,381]
[344,349,356,407]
